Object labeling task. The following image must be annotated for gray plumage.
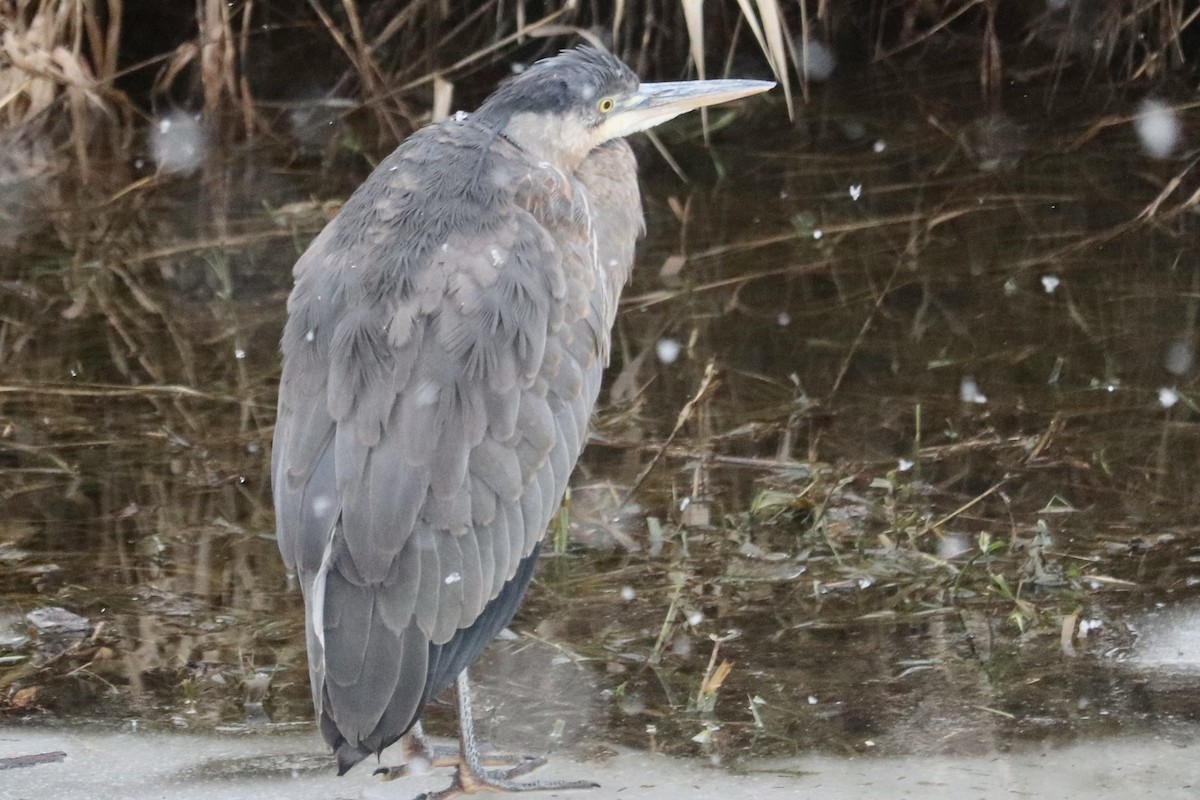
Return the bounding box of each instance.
[271,46,771,784]
[273,48,641,773]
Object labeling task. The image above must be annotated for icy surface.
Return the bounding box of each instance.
[1128,601,1200,672]
[0,726,1195,799]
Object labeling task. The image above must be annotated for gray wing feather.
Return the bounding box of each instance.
[487,495,511,601]
[469,476,498,525]
[375,545,421,635]
[516,392,557,454]
[431,534,465,643]
[413,528,443,636]
[470,437,524,502]
[503,483,529,564]
[472,513,497,611]
[531,466,556,532]
[456,526,485,621]
[324,580,403,737]
[323,575,372,685]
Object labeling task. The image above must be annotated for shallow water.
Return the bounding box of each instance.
[2,63,1199,795]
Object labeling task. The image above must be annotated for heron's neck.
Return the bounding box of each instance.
[500,111,594,172]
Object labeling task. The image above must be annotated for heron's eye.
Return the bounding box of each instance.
[598,97,615,113]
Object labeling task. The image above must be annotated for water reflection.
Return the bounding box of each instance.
[2,66,1199,772]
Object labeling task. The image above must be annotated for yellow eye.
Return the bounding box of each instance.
[598,97,615,113]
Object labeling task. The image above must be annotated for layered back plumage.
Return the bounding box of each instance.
[272,49,643,772]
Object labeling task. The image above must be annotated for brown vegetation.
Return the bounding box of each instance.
[0,1,1195,161]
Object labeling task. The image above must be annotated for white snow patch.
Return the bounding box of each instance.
[1164,340,1193,375]
[151,112,206,175]
[797,37,837,81]
[960,376,987,404]
[414,381,439,406]
[938,534,970,559]
[1135,98,1181,159]
[656,338,682,364]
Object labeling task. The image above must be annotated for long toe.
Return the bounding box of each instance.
[488,755,546,781]
[416,766,597,800]
[377,750,545,781]
[460,767,599,795]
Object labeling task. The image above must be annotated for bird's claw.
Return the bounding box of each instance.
[416,769,598,800]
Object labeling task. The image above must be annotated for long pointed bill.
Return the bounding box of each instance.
[599,79,775,139]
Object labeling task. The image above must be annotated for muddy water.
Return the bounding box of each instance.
[2,66,1199,785]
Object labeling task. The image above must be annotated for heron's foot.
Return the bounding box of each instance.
[414,762,598,800]
[406,674,597,797]
[374,753,546,782]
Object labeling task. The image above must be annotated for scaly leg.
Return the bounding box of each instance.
[415,671,598,800]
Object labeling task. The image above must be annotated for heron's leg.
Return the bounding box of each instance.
[377,674,551,783]
[415,671,598,799]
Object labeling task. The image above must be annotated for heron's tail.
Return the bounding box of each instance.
[319,708,373,775]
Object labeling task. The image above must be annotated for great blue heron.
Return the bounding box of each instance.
[272,46,771,797]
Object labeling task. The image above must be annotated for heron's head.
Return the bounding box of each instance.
[475,47,773,169]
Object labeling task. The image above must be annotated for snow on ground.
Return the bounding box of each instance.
[1,724,1195,800]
